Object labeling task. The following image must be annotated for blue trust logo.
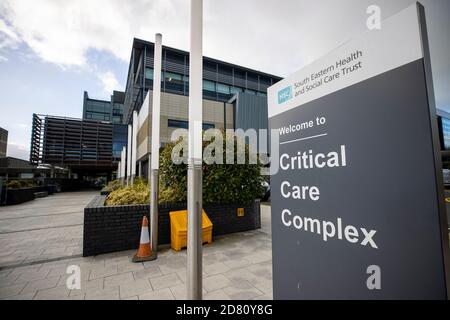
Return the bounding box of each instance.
[278,86,293,104]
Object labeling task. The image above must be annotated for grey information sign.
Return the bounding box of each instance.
[268,3,450,299]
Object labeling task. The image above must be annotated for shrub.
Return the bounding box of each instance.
[105,178,149,206]
[21,180,36,188]
[101,179,124,193]
[6,180,37,189]
[6,180,21,190]
[160,130,265,204]
[105,131,264,206]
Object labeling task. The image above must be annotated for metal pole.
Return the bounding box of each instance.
[121,147,126,185]
[131,111,138,184]
[187,0,203,300]
[150,33,163,259]
[127,124,132,185]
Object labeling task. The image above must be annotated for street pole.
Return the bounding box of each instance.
[131,110,138,184]
[121,147,126,185]
[150,33,163,259]
[187,0,203,300]
[127,124,132,185]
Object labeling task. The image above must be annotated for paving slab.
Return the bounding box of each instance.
[0,191,96,267]
[0,196,275,300]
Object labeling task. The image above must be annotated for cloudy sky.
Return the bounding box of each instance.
[0,0,449,160]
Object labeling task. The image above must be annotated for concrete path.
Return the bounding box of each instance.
[0,191,96,268]
[0,191,273,300]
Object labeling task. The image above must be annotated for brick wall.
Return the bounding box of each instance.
[83,196,261,257]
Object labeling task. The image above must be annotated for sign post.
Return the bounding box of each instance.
[187,0,203,300]
[149,33,162,260]
[268,3,450,299]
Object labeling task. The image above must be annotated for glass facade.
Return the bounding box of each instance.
[441,117,450,150]
[83,91,125,124]
[85,99,111,121]
[124,39,283,124]
[112,124,128,160]
[0,127,7,157]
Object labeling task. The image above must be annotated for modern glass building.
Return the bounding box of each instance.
[0,127,7,158]
[124,38,282,125]
[83,91,125,124]
[123,38,282,178]
[82,91,128,168]
[29,38,282,181]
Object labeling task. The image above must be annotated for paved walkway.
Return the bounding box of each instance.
[0,191,95,268]
[0,191,273,300]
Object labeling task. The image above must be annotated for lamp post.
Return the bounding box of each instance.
[187,0,203,300]
[150,33,163,259]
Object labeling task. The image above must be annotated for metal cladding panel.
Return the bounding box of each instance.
[235,92,269,133]
[37,116,114,167]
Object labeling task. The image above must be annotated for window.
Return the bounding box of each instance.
[217,83,230,94]
[168,119,215,130]
[165,72,183,82]
[145,68,154,80]
[257,92,267,98]
[230,87,243,95]
[168,119,188,129]
[165,72,184,93]
[442,118,450,149]
[245,89,256,95]
[90,113,110,121]
[203,80,216,92]
[202,123,215,130]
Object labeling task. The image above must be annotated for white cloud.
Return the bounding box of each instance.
[0,0,448,109]
[0,55,7,62]
[0,0,187,68]
[98,71,120,94]
[7,143,29,160]
[14,123,28,129]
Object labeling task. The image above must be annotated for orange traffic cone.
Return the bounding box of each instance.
[132,216,156,262]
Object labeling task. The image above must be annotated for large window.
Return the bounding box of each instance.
[145,68,154,80]
[442,117,450,150]
[217,83,230,94]
[86,101,110,113]
[230,87,243,95]
[168,119,215,130]
[113,125,128,159]
[203,80,216,92]
[165,72,184,93]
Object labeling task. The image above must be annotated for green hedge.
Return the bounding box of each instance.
[105,178,149,206]
[6,180,37,190]
[159,131,264,204]
[106,131,264,206]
